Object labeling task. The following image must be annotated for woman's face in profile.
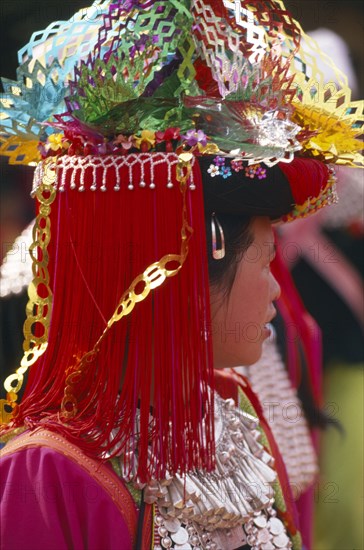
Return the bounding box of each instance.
[210,217,281,368]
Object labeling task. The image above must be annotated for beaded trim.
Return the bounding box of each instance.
[32,153,197,195]
[283,167,338,222]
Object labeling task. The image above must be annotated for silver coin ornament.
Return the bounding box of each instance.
[171,526,189,545]
[273,533,290,548]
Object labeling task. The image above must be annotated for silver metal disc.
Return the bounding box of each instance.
[171,527,189,545]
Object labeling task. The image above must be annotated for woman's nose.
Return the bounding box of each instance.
[271,273,281,301]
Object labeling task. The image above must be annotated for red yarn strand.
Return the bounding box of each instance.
[15,156,215,481]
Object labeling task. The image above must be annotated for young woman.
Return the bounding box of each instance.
[0,1,361,549]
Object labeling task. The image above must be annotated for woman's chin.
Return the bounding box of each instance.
[215,344,264,369]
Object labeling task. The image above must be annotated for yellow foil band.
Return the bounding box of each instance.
[0,160,56,425]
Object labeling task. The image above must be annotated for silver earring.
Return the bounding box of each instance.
[211,213,225,260]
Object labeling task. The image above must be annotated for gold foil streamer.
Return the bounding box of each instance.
[0,134,41,166]
[287,17,364,167]
[292,101,364,167]
[0,160,56,424]
[60,153,194,419]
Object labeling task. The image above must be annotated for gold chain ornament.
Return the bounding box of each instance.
[0,160,56,424]
[60,153,195,419]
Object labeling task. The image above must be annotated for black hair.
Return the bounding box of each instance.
[205,213,254,296]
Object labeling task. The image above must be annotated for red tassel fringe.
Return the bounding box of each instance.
[14,156,215,481]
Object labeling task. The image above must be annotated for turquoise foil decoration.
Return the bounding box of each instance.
[0,0,112,163]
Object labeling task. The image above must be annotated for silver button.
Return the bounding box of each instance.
[273,533,290,548]
[268,517,284,535]
[164,518,181,533]
[171,527,189,545]
[254,515,268,528]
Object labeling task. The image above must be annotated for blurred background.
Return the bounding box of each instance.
[0,2,363,549]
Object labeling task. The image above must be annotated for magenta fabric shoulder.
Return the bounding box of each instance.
[0,443,135,550]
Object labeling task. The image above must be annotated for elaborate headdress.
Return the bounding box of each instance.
[0,0,362,481]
